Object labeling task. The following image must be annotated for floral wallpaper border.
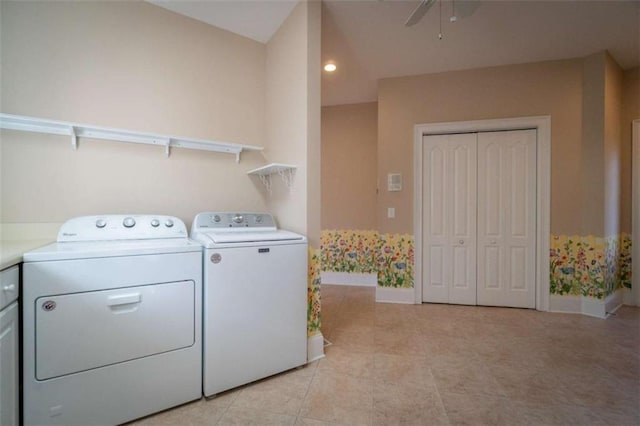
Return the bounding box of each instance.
[377,233,414,288]
[307,246,321,336]
[549,233,631,300]
[320,230,414,289]
[320,229,632,299]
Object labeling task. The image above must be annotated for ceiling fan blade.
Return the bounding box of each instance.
[405,0,436,27]
[455,1,481,20]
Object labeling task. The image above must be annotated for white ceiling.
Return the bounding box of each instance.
[148,0,298,43]
[321,0,640,106]
[147,0,640,107]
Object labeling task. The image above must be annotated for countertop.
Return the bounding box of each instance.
[0,222,59,270]
[0,239,53,270]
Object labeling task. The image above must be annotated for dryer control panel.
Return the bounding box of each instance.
[193,212,276,230]
[57,215,188,242]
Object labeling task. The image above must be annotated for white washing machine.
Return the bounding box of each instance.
[22,215,203,425]
[190,212,307,397]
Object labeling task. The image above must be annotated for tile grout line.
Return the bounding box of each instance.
[293,357,322,423]
[427,365,452,425]
[211,386,242,425]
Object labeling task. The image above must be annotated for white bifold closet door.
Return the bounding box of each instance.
[422,129,536,308]
[422,133,477,305]
[477,130,536,308]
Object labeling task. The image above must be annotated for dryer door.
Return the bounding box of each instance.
[35,280,195,380]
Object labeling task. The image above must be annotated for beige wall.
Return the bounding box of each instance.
[620,67,640,233]
[378,59,584,235]
[264,0,321,245]
[306,0,322,247]
[581,53,606,236]
[580,51,626,237]
[0,1,269,228]
[604,53,623,237]
[321,102,377,230]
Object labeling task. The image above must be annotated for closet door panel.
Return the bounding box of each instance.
[483,246,501,289]
[423,141,449,303]
[510,247,527,290]
[482,143,503,238]
[422,134,476,305]
[478,141,504,295]
[477,130,536,308]
[448,140,476,305]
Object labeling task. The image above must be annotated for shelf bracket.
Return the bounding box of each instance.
[277,167,295,190]
[70,126,78,150]
[164,138,172,158]
[258,174,272,194]
[236,150,241,164]
[246,163,297,195]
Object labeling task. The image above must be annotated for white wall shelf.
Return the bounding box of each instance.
[0,113,263,162]
[247,163,297,193]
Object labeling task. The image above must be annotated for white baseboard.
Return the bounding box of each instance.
[622,288,636,306]
[581,296,608,319]
[604,290,623,315]
[307,333,325,362]
[375,287,415,304]
[320,271,377,287]
[549,290,623,319]
[549,294,582,314]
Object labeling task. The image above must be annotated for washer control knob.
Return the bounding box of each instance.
[212,215,221,223]
[123,217,136,228]
[165,219,174,228]
[255,215,263,223]
[232,215,243,224]
[96,219,107,228]
[151,219,160,228]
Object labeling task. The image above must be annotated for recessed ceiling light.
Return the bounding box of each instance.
[324,63,337,72]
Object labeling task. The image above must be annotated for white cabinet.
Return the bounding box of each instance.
[0,265,20,426]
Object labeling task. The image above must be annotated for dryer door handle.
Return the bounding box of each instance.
[107,293,142,307]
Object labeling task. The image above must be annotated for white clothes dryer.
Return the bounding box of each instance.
[22,215,202,425]
[190,212,307,397]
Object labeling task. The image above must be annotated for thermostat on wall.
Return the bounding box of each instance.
[387,173,402,191]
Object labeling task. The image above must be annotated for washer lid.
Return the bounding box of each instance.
[193,230,305,246]
[23,238,202,262]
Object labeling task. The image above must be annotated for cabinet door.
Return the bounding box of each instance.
[422,133,477,305]
[0,302,19,426]
[0,266,19,311]
[477,129,537,308]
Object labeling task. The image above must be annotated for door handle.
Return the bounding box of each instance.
[2,284,16,292]
[107,293,142,307]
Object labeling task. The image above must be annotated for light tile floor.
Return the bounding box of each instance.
[131,285,640,425]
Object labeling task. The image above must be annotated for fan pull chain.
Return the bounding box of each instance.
[451,0,457,22]
[438,0,443,39]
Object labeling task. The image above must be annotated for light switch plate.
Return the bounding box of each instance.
[387,173,402,191]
